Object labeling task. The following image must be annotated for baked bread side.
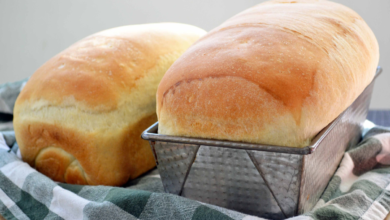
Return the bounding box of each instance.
[14,23,206,185]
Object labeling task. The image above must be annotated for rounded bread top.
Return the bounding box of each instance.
[157,0,379,147]
[17,23,206,113]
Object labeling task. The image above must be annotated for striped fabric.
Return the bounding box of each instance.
[0,142,259,220]
[0,127,390,220]
[0,79,389,219]
[291,126,390,220]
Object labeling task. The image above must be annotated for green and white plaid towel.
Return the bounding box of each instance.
[0,79,389,220]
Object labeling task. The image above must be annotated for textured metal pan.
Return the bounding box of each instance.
[142,67,382,219]
[143,124,311,154]
[182,146,285,219]
[298,72,377,213]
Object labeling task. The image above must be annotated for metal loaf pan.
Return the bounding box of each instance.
[142,67,382,219]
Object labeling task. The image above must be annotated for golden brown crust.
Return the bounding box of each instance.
[14,23,206,186]
[157,0,379,147]
[18,23,205,112]
[15,114,157,185]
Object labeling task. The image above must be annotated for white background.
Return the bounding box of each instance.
[0,0,389,108]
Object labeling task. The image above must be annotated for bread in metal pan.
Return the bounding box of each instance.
[13,23,206,186]
[157,0,379,147]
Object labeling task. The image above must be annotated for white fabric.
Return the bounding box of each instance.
[0,188,29,220]
[49,186,89,220]
[0,188,15,208]
[335,153,358,192]
[0,161,35,188]
[361,183,390,220]
[361,200,388,220]
[0,134,8,151]
[16,148,21,159]
[362,120,376,136]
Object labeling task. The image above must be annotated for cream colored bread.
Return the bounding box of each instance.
[13,23,206,186]
[157,0,379,147]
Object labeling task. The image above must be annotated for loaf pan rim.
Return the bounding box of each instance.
[142,67,382,155]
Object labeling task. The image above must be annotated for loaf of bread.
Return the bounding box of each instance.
[157,0,379,147]
[13,23,206,186]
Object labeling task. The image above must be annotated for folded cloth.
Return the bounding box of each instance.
[0,123,389,220]
[0,135,259,220]
[0,78,27,132]
[289,125,390,220]
[0,80,389,220]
